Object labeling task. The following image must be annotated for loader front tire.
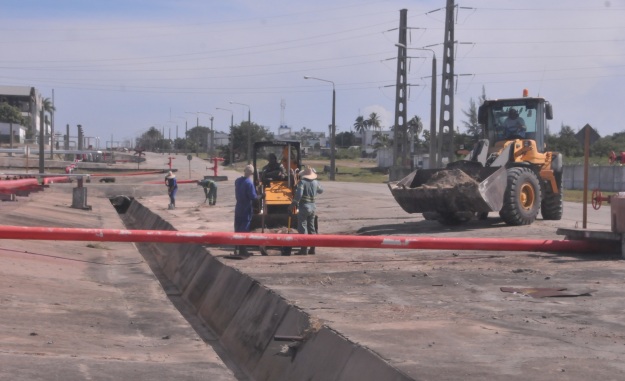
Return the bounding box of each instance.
[500,167,541,226]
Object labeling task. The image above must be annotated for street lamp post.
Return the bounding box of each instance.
[229,101,251,164]
[216,107,234,165]
[304,76,336,180]
[198,112,214,156]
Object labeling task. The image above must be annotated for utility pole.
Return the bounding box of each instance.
[429,55,438,168]
[391,8,408,181]
[437,0,456,167]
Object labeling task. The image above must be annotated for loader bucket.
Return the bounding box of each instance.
[387,164,508,215]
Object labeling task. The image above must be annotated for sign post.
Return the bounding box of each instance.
[187,154,193,178]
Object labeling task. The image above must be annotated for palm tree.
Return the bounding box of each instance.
[42,97,56,157]
[408,115,423,151]
[366,112,381,133]
[353,115,367,151]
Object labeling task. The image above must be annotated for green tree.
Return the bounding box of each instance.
[462,98,481,138]
[297,127,317,146]
[372,131,391,149]
[335,131,355,148]
[0,103,25,144]
[136,126,163,151]
[589,131,625,158]
[407,115,423,151]
[187,126,211,152]
[366,112,381,132]
[546,124,583,157]
[229,121,274,163]
[353,115,368,150]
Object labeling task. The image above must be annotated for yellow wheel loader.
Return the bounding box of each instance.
[388,92,563,226]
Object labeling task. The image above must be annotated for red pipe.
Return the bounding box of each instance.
[0,225,616,254]
[144,179,199,184]
[0,179,42,193]
[91,171,164,177]
[42,176,72,185]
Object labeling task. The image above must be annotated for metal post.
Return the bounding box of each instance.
[392,9,408,174]
[429,55,437,168]
[303,76,336,181]
[330,87,336,180]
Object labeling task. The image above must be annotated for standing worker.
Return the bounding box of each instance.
[291,166,323,255]
[234,164,263,256]
[165,171,178,209]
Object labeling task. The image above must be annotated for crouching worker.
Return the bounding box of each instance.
[291,166,323,255]
[198,178,218,205]
[234,165,264,256]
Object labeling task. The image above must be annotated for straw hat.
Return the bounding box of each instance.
[166,171,175,178]
[300,166,317,180]
[244,164,255,176]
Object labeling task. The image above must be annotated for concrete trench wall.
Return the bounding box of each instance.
[124,199,412,381]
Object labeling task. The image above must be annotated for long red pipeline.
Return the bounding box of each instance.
[0,225,616,253]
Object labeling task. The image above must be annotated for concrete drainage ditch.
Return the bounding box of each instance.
[112,196,412,381]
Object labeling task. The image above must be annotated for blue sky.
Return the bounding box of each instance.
[1,0,624,146]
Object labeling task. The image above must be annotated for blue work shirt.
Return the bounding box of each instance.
[234,176,258,232]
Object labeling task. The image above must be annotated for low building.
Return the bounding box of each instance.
[0,85,47,144]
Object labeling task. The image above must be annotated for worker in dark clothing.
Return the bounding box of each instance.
[198,178,218,205]
[234,164,263,256]
[291,166,323,255]
[261,153,285,182]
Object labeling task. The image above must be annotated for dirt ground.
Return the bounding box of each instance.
[123,152,625,380]
[2,151,625,380]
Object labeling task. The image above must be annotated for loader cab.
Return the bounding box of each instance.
[478,97,552,153]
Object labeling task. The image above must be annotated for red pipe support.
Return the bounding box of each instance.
[0,225,617,254]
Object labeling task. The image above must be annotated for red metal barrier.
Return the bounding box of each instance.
[0,179,43,194]
[90,171,163,177]
[0,225,617,254]
[42,176,72,185]
[145,179,199,184]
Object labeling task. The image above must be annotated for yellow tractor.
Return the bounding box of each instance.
[250,141,303,254]
[388,91,563,226]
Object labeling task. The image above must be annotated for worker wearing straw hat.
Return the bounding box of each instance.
[291,166,323,255]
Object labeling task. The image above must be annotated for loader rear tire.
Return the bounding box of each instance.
[541,172,563,220]
[541,192,563,220]
[499,167,541,226]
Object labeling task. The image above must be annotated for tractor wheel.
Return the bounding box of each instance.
[541,172,563,220]
[541,192,563,220]
[499,167,541,226]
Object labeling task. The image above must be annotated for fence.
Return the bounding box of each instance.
[563,165,625,192]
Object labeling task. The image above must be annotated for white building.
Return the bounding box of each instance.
[0,85,48,144]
